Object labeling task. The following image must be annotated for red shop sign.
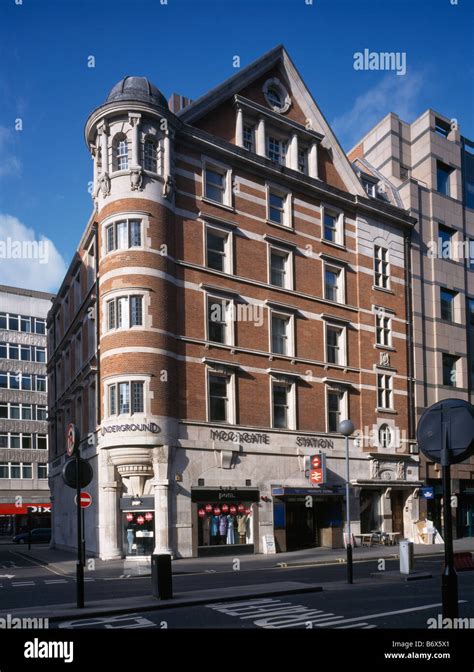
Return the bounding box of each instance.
[126,513,134,522]
[137,516,145,525]
[205,504,212,513]
[221,504,229,513]
[213,506,221,515]
[229,505,237,515]
[198,508,206,518]
[145,512,153,521]
[238,504,245,513]
[245,507,252,515]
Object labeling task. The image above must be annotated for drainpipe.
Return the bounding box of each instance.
[404,230,415,441]
[93,223,101,426]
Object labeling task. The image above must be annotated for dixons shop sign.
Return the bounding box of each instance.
[101,423,161,436]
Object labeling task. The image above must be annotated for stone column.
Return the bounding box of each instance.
[308,142,318,179]
[152,446,172,556]
[289,133,299,170]
[256,116,266,157]
[98,121,109,174]
[235,107,244,147]
[129,113,141,167]
[100,480,122,559]
[163,131,172,181]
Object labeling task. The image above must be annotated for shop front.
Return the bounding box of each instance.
[0,503,51,537]
[191,487,259,556]
[120,496,155,557]
[271,487,344,552]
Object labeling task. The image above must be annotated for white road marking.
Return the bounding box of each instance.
[310,601,468,627]
[12,581,35,587]
[59,614,156,629]
[45,579,68,584]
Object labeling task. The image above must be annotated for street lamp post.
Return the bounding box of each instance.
[339,419,355,584]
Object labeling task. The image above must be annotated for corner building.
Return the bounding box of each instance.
[48,46,420,559]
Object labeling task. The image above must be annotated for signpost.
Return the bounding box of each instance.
[309,453,326,485]
[417,399,474,619]
[62,424,93,609]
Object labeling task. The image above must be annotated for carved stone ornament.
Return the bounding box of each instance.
[98,172,111,197]
[380,351,391,367]
[370,459,380,479]
[163,175,174,199]
[130,167,143,191]
[396,461,405,480]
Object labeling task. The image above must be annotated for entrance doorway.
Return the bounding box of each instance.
[458,494,474,538]
[285,500,317,551]
[391,491,404,534]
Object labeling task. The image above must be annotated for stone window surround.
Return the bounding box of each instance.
[267,243,294,290]
[324,320,347,367]
[262,77,292,114]
[203,222,234,275]
[322,260,346,304]
[103,374,152,420]
[205,365,236,425]
[268,308,295,358]
[101,288,150,337]
[201,156,234,210]
[204,292,236,347]
[325,384,348,434]
[265,181,293,229]
[321,202,345,247]
[100,211,150,259]
[270,375,297,431]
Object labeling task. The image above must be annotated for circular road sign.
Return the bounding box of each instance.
[417,399,474,465]
[75,492,92,508]
[311,455,321,469]
[62,458,93,489]
[66,423,80,457]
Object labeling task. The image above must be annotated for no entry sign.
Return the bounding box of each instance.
[75,492,92,508]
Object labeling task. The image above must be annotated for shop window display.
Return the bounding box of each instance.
[197,503,253,547]
[123,511,154,556]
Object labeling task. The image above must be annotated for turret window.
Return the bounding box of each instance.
[105,219,142,252]
[143,139,158,172]
[113,135,129,171]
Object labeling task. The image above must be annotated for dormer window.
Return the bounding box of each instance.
[243,124,255,152]
[267,87,282,109]
[268,136,287,165]
[362,178,377,197]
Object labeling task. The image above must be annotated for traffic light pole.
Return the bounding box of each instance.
[441,421,457,619]
[76,450,84,608]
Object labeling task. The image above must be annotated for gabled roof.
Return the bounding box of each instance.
[179,45,366,198]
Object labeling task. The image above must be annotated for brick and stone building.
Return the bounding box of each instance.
[351,110,474,539]
[48,46,419,559]
[0,285,53,535]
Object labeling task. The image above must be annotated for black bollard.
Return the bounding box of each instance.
[151,554,173,599]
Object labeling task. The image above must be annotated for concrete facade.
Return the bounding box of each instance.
[0,285,54,535]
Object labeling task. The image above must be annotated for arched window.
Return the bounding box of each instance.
[114,134,129,171]
[378,424,392,449]
[143,138,158,172]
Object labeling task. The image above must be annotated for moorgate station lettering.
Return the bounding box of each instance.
[210,429,334,450]
[101,423,161,435]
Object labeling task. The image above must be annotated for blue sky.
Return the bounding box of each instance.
[0,0,473,292]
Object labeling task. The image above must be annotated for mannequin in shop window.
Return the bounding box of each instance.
[219,513,228,544]
[236,513,248,544]
[127,528,134,555]
[226,513,235,545]
[210,515,220,545]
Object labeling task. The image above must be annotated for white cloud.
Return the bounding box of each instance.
[0,127,21,178]
[0,214,67,293]
[332,72,424,151]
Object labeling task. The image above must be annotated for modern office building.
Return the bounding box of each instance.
[0,285,53,536]
[351,110,474,538]
[48,46,419,560]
